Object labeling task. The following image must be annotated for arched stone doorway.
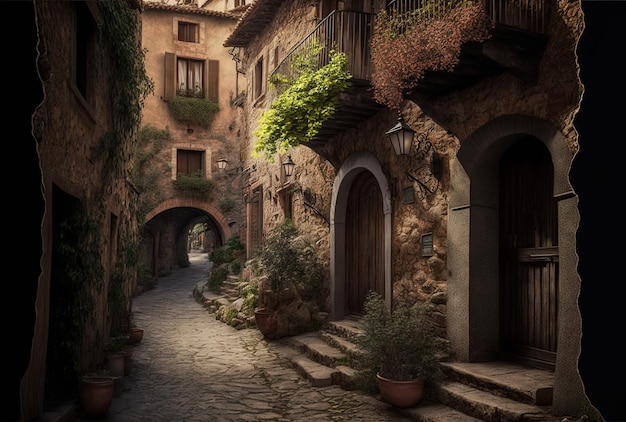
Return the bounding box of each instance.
[447,114,583,413]
[330,151,393,320]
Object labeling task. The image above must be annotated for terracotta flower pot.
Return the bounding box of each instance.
[129,327,144,344]
[376,373,425,408]
[106,351,125,378]
[254,308,277,338]
[79,376,115,418]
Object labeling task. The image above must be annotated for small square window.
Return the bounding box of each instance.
[178,22,199,43]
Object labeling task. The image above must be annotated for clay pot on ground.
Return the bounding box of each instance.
[253,307,277,339]
[129,327,144,344]
[105,351,125,378]
[79,376,115,418]
[376,373,426,408]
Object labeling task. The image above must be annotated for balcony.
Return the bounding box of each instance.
[271,0,547,149]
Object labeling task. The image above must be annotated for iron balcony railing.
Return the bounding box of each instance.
[270,0,546,83]
[388,0,546,34]
[271,10,373,83]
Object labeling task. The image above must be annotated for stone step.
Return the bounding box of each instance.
[439,361,554,406]
[432,380,559,421]
[286,331,349,368]
[399,400,484,422]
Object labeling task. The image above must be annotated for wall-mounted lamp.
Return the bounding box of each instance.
[386,113,415,156]
[282,155,296,178]
[217,157,228,171]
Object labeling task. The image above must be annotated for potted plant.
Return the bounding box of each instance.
[78,368,116,418]
[354,291,441,408]
[104,336,128,378]
[250,219,326,339]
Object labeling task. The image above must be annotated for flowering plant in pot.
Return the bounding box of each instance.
[354,291,442,407]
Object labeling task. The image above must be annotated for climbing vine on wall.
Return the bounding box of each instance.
[253,49,351,161]
[95,0,154,178]
[370,1,493,110]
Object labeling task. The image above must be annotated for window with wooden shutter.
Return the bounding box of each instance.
[176,149,203,177]
[254,57,264,99]
[178,21,199,43]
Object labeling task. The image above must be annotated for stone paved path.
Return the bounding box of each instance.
[81,252,412,421]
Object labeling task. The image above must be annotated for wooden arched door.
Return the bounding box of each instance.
[499,137,558,370]
[345,171,384,315]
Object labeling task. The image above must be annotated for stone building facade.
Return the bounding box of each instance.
[138,2,245,274]
[13,1,148,420]
[224,0,587,418]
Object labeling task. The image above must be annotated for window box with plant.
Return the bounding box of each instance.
[167,95,219,128]
[173,173,215,198]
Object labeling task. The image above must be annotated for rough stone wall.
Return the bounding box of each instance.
[238,0,583,334]
[421,0,583,151]
[24,1,142,418]
[239,0,332,250]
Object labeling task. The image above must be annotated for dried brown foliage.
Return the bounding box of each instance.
[370,2,493,110]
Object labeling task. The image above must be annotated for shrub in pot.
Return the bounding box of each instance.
[353,291,441,407]
[250,219,326,339]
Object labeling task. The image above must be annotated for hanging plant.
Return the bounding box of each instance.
[253,49,352,161]
[370,1,493,110]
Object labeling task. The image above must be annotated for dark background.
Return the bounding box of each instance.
[573,1,626,420]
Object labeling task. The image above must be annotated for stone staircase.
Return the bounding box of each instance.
[270,320,566,422]
[194,279,569,422]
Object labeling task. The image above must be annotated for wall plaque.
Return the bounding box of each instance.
[421,232,433,257]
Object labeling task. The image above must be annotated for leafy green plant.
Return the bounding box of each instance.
[354,291,441,392]
[252,219,325,301]
[253,49,351,160]
[370,1,492,110]
[173,174,215,197]
[207,236,245,293]
[132,125,172,222]
[104,335,130,353]
[167,96,219,127]
[218,197,235,213]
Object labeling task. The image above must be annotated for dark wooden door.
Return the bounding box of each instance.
[345,171,384,315]
[499,137,558,370]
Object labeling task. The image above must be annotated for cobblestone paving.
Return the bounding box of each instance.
[82,252,412,421]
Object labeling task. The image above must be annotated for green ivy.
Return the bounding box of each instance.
[253,50,351,160]
[167,96,219,127]
[95,0,154,177]
[132,125,172,224]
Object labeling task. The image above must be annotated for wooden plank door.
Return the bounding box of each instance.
[345,171,385,315]
[499,137,558,370]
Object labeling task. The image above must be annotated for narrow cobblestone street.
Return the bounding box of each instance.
[82,252,412,421]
